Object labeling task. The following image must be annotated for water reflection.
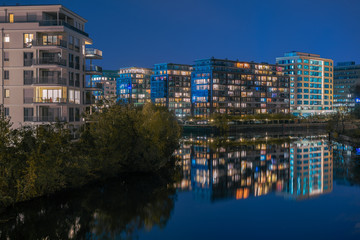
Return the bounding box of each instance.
[0,174,177,240]
[1,135,360,239]
[175,136,334,202]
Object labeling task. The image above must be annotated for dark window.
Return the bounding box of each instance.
[69,107,74,122]
[4,52,9,61]
[75,108,80,121]
[24,108,33,121]
[24,52,33,66]
[4,107,9,116]
[4,70,9,80]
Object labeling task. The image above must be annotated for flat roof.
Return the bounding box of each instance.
[0,4,87,22]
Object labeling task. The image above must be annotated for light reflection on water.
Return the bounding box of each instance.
[1,133,360,240]
[174,135,336,202]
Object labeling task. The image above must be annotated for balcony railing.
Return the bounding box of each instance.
[31,39,67,48]
[85,82,103,91]
[85,48,103,59]
[86,65,103,75]
[38,20,89,37]
[24,116,67,122]
[33,58,67,66]
[24,97,68,104]
[24,77,67,85]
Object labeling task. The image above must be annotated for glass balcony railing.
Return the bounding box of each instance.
[86,65,103,74]
[24,97,68,104]
[31,39,67,48]
[24,116,67,122]
[33,58,67,66]
[85,48,103,59]
[24,77,67,85]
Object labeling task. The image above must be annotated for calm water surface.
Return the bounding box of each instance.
[1,133,360,240]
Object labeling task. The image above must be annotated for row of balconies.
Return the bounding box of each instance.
[23,97,98,105]
[23,77,103,89]
[23,58,102,75]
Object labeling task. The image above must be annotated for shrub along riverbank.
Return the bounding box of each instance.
[0,103,181,208]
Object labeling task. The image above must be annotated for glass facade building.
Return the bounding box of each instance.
[276,52,334,117]
[334,61,360,111]
[191,58,290,118]
[117,67,152,105]
[151,63,192,118]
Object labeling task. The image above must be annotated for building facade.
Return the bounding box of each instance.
[334,61,360,111]
[91,70,118,102]
[191,58,290,118]
[151,63,192,118]
[117,67,152,105]
[0,4,101,129]
[276,52,334,117]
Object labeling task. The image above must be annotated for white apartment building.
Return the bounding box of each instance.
[0,4,102,129]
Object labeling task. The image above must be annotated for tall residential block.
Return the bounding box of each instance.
[151,63,192,118]
[0,4,101,128]
[117,67,152,105]
[276,52,334,117]
[191,58,290,118]
[334,61,360,111]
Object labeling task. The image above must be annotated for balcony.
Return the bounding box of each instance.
[24,116,67,122]
[38,20,89,37]
[24,77,67,85]
[24,97,68,104]
[31,39,67,48]
[86,65,102,75]
[85,48,103,59]
[85,82,103,91]
[32,57,67,67]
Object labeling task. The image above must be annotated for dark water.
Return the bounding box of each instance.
[1,133,360,240]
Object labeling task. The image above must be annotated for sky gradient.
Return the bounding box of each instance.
[4,0,360,69]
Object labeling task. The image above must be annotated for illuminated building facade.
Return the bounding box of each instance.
[334,61,360,111]
[0,4,101,128]
[117,67,152,105]
[276,52,334,116]
[151,63,192,118]
[191,58,290,118]
[91,70,118,101]
[288,139,333,200]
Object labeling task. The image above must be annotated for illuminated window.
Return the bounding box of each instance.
[9,14,14,23]
[4,89,10,98]
[4,34,10,42]
[24,34,34,47]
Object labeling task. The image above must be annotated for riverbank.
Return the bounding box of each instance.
[0,103,181,209]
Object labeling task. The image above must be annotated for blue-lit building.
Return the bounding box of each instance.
[90,70,118,101]
[151,63,192,118]
[117,67,152,105]
[287,139,333,200]
[191,58,290,118]
[334,61,360,111]
[276,52,334,116]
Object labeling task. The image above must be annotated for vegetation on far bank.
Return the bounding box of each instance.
[0,103,181,208]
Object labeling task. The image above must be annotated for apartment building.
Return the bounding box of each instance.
[191,58,290,118]
[0,4,101,128]
[151,63,192,118]
[91,70,118,102]
[334,61,360,111]
[117,67,152,105]
[276,52,334,117]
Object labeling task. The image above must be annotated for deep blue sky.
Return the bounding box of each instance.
[6,0,360,69]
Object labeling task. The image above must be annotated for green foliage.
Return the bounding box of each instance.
[0,103,181,208]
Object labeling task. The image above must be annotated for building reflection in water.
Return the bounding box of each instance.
[175,137,334,202]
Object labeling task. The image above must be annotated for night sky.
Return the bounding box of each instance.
[5,0,360,69]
